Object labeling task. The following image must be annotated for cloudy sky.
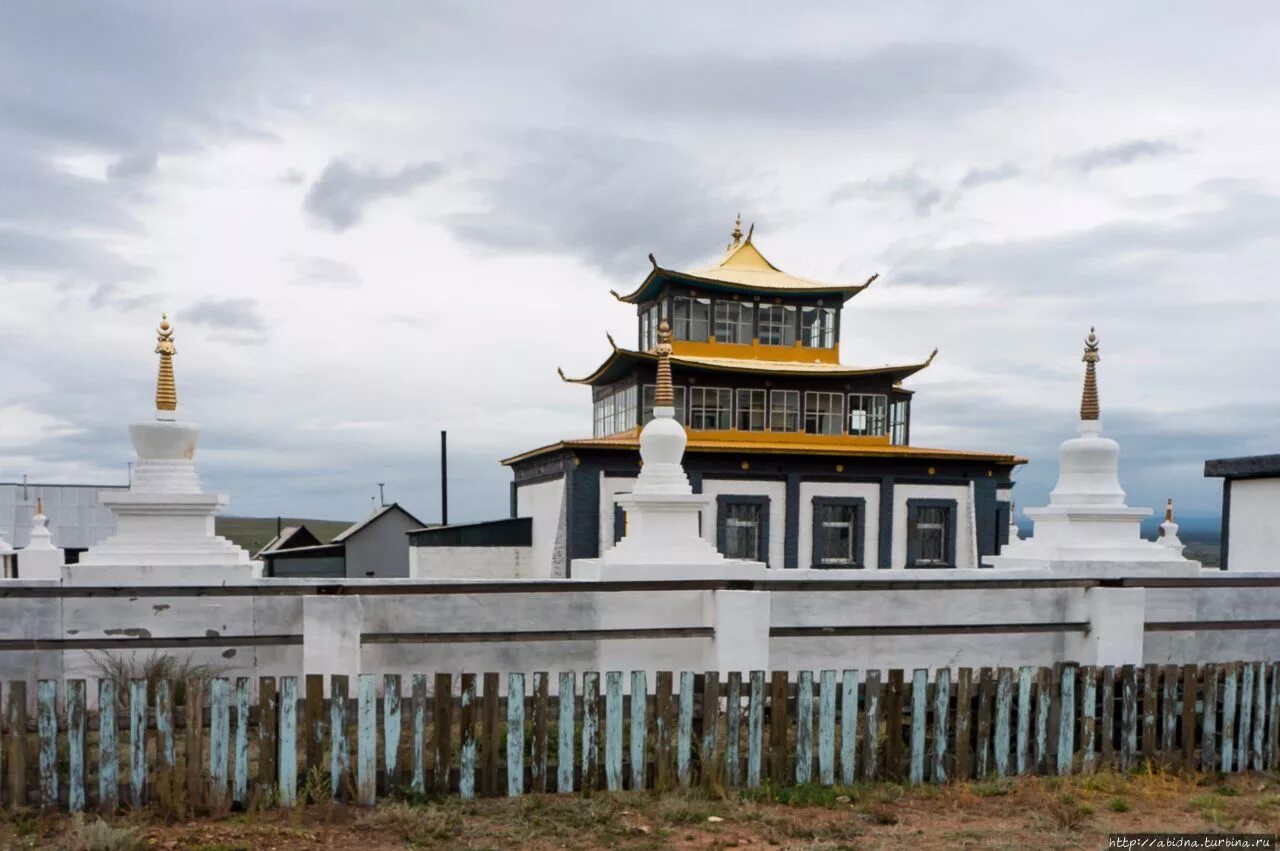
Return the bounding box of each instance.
[2,2,1278,527]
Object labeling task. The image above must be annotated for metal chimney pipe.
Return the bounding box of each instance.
[441,430,448,527]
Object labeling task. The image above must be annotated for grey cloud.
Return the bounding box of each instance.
[303,158,444,232]
[1064,139,1183,173]
[107,151,159,181]
[959,162,1021,187]
[0,227,152,287]
[444,129,748,276]
[593,43,1038,124]
[290,256,362,288]
[278,168,306,185]
[831,170,948,216]
[184,298,266,333]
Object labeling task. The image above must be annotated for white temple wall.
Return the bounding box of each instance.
[698,478,787,569]
[515,477,566,579]
[891,483,975,569]
[797,481,881,570]
[1227,479,1280,571]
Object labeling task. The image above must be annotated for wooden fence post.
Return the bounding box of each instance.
[384,674,401,793]
[818,670,837,787]
[37,680,58,808]
[8,680,28,809]
[329,675,350,803]
[701,671,719,791]
[433,673,453,794]
[68,680,86,813]
[628,671,646,791]
[840,669,859,786]
[583,671,601,794]
[509,672,527,797]
[954,668,972,781]
[975,668,993,779]
[885,669,904,783]
[932,668,950,784]
[910,669,927,785]
[183,678,201,812]
[725,672,742,788]
[357,674,377,805]
[746,671,764,789]
[769,671,789,785]
[557,671,576,794]
[1016,667,1033,775]
[305,674,323,780]
[863,670,881,781]
[532,672,550,794]
[129,679,146,809]
[1057,665,1076,776]
[234,678,250,807]
[410,674,426,795]
[278,677,298,808]
[993,668,1012,778]
[1201,664,1218,773]
[1080,667,1097,776]
[676,671,694,789]
[258,678,277,799]
[795,670,813,786]
[458,673,477,800]
[482,672,500,798]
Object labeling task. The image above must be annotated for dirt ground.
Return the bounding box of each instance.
[4,769,1280,850]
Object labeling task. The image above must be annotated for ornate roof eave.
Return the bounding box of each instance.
[557,346,939,387]
[610,261,877,305]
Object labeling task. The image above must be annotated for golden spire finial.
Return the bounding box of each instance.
[1080,326,1100,421]
[728,214,743,251]
[155,313,177,415]
[36,497,43,516]
[654,321,674,407]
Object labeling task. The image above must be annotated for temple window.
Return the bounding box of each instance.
[890,399,909,445]
[736,389,766,431]
[640,303,660,350]
[671,296,710,342]
[641,385,687,426]
[848,394,888,436]
[803,391,844,435]
[769,390,800,432]
[592,385,638,437]
[907,499,957,568]
[758,304,796,346]
[688,386,732,430]
[714,301,754,344]
[811,497,866,568]
[801,306,836,348]
[716,495,769,562]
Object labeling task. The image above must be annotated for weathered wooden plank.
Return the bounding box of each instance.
[68,680,86,813]
[209,677,231,810]
[384,674,401,793]
[183,677,202,812]
[1057,665,1076,776]
[1252,663,1267,772]
[234,678,250,806]
[357,674,377,806]
[258,677,277,795]
[747,670,764,789]
[818,670,837,787]
[993,668,1012,779]
[1221,663,1238,773]
[531,672,550,793]
[37,680,58,808]
[305,674,324,778]
[954,668,972,781]
[410,674,427,795]
[129,679,146,809]
[329,675,350,803]
[582,671,600,794]
[769,671,789,785]
[433,673,453,794]
[795,670,814,785]
[481,672,500,797]
[840,669,859,786]
[885,669,904,782]
[976,668,993,779]
[1268,663,1280,770]
[1238,663,1254,774]
[1161,665,1178,760]
[558,671,576,794]
[1142,664,1159,762]
[863,669,882,781]
[1100,666,1116,770]
[1081,666,1097,776]
[1015,666,1032,775]
[701,671,719,791]
[278,676,298,808]
[1120,665,1137,772]
[1182,666,1198,769]
[656,671,674,791]
[9,680,28,808]
[676,671,694,788]
[100,679,118,813]
[508,672,526,797]
[725,672,742,788]
[1034,667,1051,775]
[932,668,950,784]
[1201,664,1218,773]
[604,672,623,793]
[459,673,477,800]
[910,669,927,785]
[628,671,646,791]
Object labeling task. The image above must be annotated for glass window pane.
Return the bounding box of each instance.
[723,502,762,560]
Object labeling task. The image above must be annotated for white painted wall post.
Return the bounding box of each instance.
[711,590,770,674]
[1077,586,1146,666]
[302,595,362,678]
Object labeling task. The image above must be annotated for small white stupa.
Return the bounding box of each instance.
[16,497,65,580]
[75,316,251,577]
[573,321,767,580]
[985,328,1197,573]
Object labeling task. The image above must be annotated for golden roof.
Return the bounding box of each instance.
[558,346,937,385]
[503,433,1026,467]
[612,221,876,303]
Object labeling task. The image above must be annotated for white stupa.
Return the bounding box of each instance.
[75,316,251,575]
[16,498,65,579]
[573,321,767,580]
[985,329,1197,573]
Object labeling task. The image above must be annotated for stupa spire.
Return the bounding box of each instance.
[155,315,177,418]
[1080,327,1100,421]
[727,214,743,251]
[654,321,674,407]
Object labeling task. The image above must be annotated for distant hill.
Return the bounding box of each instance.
[215,516,354,556]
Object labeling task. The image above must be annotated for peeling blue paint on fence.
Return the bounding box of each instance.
[841,669,859,786]
[910,669,927,785]
[1221,665,1238,773]
[384,674,401,790]
[725,672,741,787]
[410,674,426,795]
[330,676,350,802]
[279,676,298,807]
[1252,664,1267,771]
[38,679,58,807]
[1057,666,1076,776]
[68,679,86,813]
[357,674,377,805]
[156,680,175,782]
[818,670,836,786]
[1081,669,1097,775]
[677,670,694,788]
[629,670,646,790]
[557,671,575,794]
[747,670,764,788]
[99,679,117,812]
[582,671,600,792]
[209,677,230,808]
[1238,664,1254,774]
[1016,667,1032,774]
[234,678,250,805]
[604,672,622,792]
[1035,671,1050,775]
[795,670,813,785]
[130,679,147,808]
[864,670,881,781]
[459,675,477,801]
[509,673,526,796]
[993,669,1011,778]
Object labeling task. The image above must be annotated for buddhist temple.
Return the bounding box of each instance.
[500,219,1026,576]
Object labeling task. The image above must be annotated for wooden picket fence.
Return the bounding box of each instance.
[3,661,1279,812]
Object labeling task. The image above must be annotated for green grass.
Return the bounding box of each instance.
[215,517,353,555]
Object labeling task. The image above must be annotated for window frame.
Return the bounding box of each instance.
[715,494,770,565]
[848,393,888,436]
[905,498,958,569]
[671,295,711,342]
[769,389,801,433]
[688,386,732,430]
[803,391,845,435]
[735,388,767,431]
[713,300,754,345]
[810,496,866,569]
[642,384,687,426]
[757,304,797,347]
[800,306,836,349]
[889,398,909,446]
